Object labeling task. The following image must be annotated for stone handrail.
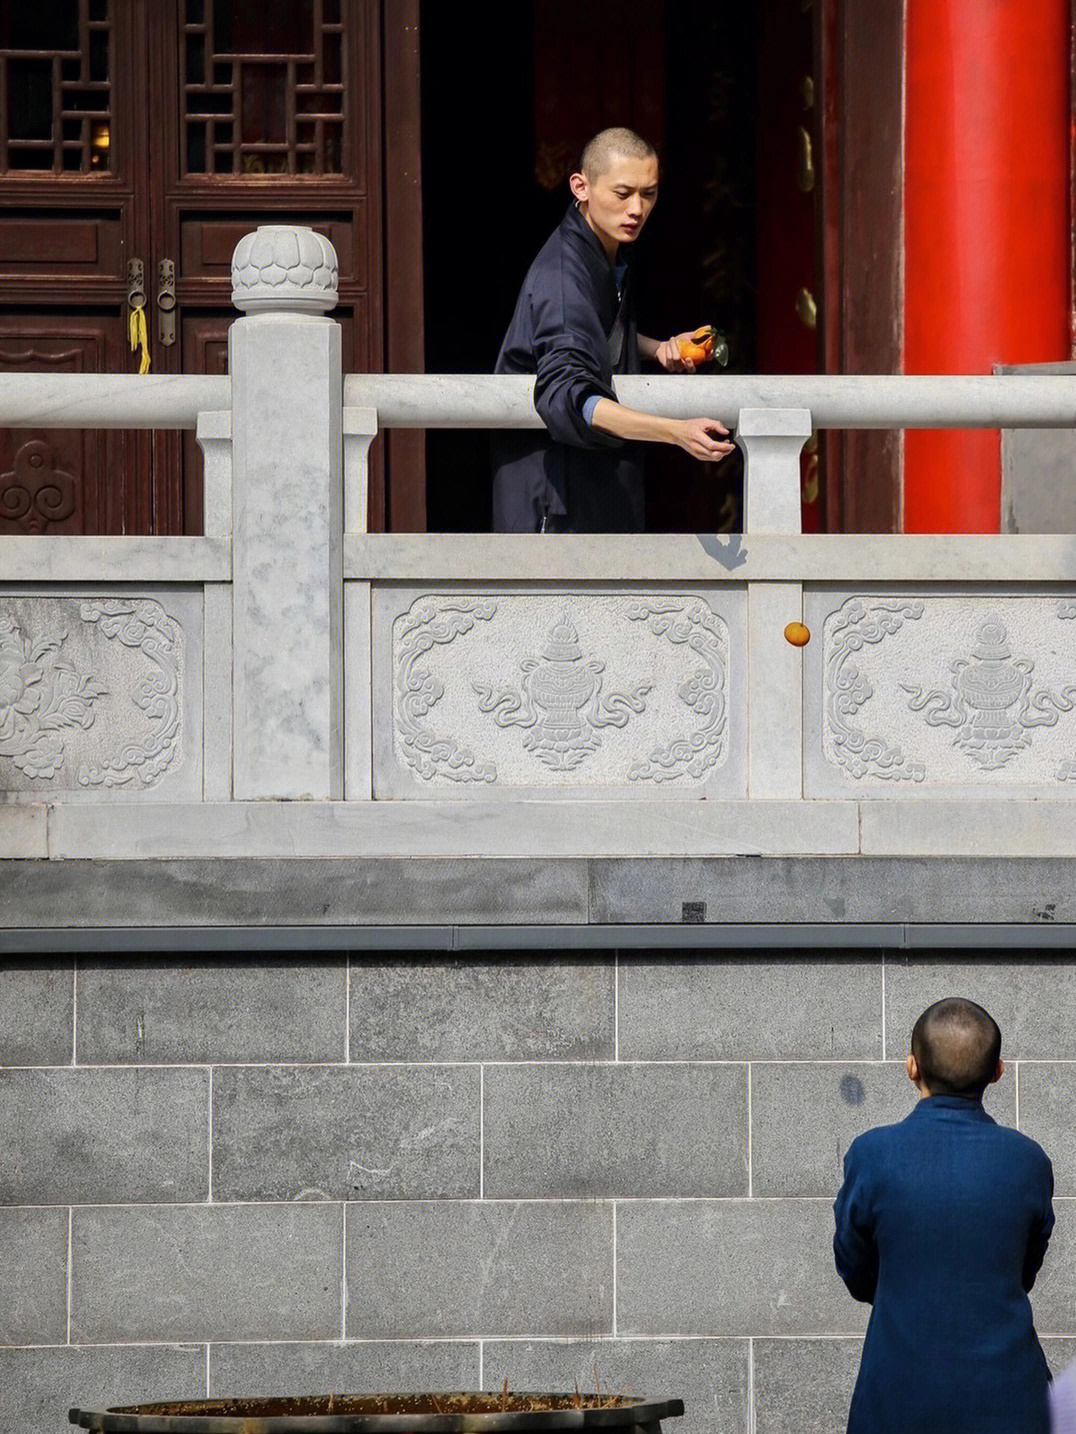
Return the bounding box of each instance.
[2,370,1076,431]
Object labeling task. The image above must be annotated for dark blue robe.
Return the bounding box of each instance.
[834,1095,1054,1434]
[492,202,644,533]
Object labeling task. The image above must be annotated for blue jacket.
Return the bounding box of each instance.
[834,1095,1054,1434]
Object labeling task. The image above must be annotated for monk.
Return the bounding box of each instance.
[492,126,734,533]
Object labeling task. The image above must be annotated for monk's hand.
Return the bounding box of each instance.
[655,333,700,372]
[674,418,735,461]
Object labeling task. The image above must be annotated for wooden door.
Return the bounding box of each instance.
[0,0,389,535]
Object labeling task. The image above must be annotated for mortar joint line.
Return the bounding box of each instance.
[746,1063,753,1200]
[1014,1060,1020,1129]
[614,950,619,1063]
[345,954,351,1064]
[747,1337,756,1434]
[207,1067,214,1203]
[478,1339,484,1389]
[205,1344,211,1397]
[479,1065,485,1200]
[612,1201,618,1337]
[880,957,887,1062]
[341,1200,349,1341]
[71,956,78,1067]
[65,1205,73,1344]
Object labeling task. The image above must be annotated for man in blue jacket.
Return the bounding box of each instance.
[834,996,1055,1434]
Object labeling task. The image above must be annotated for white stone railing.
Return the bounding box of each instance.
[4,224,1076,866]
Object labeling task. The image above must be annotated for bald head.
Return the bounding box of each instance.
[911,998,1002,1098]
[580,127,657,181]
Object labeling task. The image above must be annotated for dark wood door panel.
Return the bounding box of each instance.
[0,0,409,534]
[175,208,365,289]
[0,315,152,533]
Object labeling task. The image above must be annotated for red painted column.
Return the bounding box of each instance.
[903,0,1071,532]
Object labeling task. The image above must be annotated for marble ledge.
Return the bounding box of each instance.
[0,536,231,583]
[6,798,1076,862]
[37,799,860,861]
[0,803,47,859]
[344,532,1076,585]
[860,799,1076,857]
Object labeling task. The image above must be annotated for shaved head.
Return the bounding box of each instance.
[911,997,1002,1098]
[580,127,657,181]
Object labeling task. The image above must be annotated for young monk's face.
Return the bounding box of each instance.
[570,153,659,257]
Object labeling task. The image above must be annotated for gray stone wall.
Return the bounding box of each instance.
[3,951,1076,1434]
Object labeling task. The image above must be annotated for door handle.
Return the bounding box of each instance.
[156,259,176,346]
[126,258,150,373]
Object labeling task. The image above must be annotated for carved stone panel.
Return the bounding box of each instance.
[370,589,745,798]
[0,590,202,801]
[804,590,1076,796]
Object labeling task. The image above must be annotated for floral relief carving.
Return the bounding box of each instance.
[0,614,106,779]
[0,598,183,791]
[473,612,652,771]
[77,600,182,788]
[394,599,499,782]
[626,598,729,782]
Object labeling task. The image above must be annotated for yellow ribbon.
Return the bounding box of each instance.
[128,303,151,374]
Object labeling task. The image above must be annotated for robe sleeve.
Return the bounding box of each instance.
[833,1138,879,1304]
[1022,1150,1055,1292]
[530,239,624,451]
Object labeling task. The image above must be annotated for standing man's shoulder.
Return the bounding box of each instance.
[992,1120,1054,1174]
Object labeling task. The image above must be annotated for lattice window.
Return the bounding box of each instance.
[183,0,345,176]
[0,0,111,173]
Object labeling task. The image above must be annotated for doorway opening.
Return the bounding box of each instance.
[420,0,817,534]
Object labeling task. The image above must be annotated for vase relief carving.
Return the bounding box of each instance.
[389,594,732,790]
[822,596,1076,787]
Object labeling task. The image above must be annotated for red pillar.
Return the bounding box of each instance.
[903,0,1071,532]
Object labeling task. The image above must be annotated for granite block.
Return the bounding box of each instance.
[751,1063,1015,1198]
[616,1200,865,1337]
[885,957,1076,1060]
[212,1064,479,1201]
[0,958,73,1065]
[210,1341,479,1399]
[0,1345,205,1434]
[349,956,614,1062]
[1044,1337,1076,1378]
[591,857,1076,925]
[0,1206,68,1345]
[753,1338,863,1434]
[0,1067,208,1204]
[1016,1065,1076,1196]
[1031,1199,1076,1335]
[345,1200,612,1339]
[618,956,882,1061]
[71,1203,342,1343]
[481,1339,749,1434]
[0,858,589,926]
[484,1063,747,1198]
[76,956,346,1063]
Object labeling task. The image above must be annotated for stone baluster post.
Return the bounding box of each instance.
[737,407,812,799]
[229,226,343,800]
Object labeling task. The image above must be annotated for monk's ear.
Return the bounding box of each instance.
[568,171,589,203]
[992,1058,1005,1084]
[906,1054,919,1084]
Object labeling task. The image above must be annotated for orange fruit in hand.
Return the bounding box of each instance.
[784,622,811,647]
[677,325,716,364]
